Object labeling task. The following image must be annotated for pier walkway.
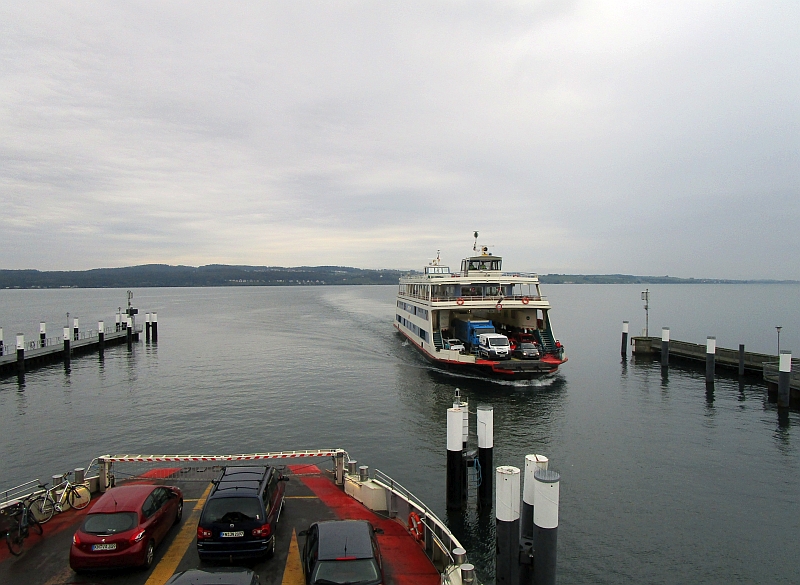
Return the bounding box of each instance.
[0,327,142,377]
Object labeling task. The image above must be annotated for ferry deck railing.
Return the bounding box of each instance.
[372,469,467,579]
[398,291,546,303]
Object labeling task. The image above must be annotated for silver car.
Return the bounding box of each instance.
[445,339,465,353]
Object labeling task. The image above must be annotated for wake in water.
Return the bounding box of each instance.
[426,366,560,388]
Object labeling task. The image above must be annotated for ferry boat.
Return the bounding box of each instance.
[394,233,567,379]
[0,449,478,585]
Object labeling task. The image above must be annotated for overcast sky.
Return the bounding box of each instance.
[1,2,798,279]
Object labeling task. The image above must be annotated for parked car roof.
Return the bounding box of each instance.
[90,484,162,513]
[316,520,375,560]
[166,568,259,585]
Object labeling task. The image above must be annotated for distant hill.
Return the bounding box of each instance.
[538,274,798,285]
[0,266,795,289]
[0,265,402,289]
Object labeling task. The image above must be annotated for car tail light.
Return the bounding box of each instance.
[130,529,146,543]
[197,526,212,540]
[72,532,81,545]
[251,523,271,537]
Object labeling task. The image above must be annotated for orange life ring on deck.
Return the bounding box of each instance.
[408,512,424,542]
[456,298,464,305]
[522,296,530,304]
[496,303,503,311]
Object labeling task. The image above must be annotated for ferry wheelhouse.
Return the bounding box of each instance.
[394,240,567,379]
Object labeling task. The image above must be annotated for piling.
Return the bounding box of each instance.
[73,318,79,341]
[145,313,151,341]
[477,405,494,505]
[0,327,4,356]
[661,327,670,368]
[778,351,792,408]
[533,468,560,585]
[621,321,629,357]
[738,344,745,376]
[446,407,464,509]
[16,334,25,373]
[115,313,121,332]
[63,326,71,363]
[521,454,549,585]
[495,465,520,585]
[152,312,158,341]
[40,322,46,348]
[706,336,716,385]
[460,564,476,584]
[126,317,133,349]
[98,321,105,350]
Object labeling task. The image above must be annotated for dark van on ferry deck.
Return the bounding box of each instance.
[196,466,287,561]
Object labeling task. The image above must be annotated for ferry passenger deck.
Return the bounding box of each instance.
[0,464,443,585]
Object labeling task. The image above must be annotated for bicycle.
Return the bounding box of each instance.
[5,498,43,555]
[28,472,91,523]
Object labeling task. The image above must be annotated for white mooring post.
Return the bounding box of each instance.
[0,327,4,356]
[40,321,46,348]
[661,327,670,368]
[521,454,549,584]
[621,321,629,357]
[98,321,105,349]
[16,333,24,373]
[63,326,71,363]
[145,312,151,341]
[73,318,79,341]
[495,465,520,585]
[706,336,716,386]
[533,468,560,585]
[446,407,464,509]
[477,405,494,506]
[778,351,792,408]
[152,312,158,341]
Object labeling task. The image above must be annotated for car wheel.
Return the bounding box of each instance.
[174,500,183,525]
[143,540,155,569]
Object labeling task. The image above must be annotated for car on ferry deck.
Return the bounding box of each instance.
[69,484,183,571]
[445,338,465,353]
[512,342,540,360]
[196,465,287,561]
[299,519,384,585]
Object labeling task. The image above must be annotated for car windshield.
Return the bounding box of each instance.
[312,559,380,584]
[490,338,509,347]
[519,343,536,349]
[82,512,138,534]
[201,497,262,523]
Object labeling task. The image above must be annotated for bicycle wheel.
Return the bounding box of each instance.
[68,485,91,510]
[29,496,55,523]
[27,511,43,536]
[6,529,23,556]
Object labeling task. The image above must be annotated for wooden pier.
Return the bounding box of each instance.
[0,325,144,377]
[631,335,800,405]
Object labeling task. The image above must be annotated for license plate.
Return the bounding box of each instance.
[92,543,117,551]
[220,531,244,538]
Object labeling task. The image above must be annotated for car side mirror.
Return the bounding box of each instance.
[298,530,308,537]
[280,476,290,482]
[373,527,384,534]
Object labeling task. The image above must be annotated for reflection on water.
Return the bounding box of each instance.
[1,284,799,584]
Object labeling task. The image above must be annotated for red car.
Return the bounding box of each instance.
[70,484,183,571]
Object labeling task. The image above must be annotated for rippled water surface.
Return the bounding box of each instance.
[1,284,799,584]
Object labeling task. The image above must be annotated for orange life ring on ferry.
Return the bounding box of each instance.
[496,303,503,311]
[456,298,464,305]
[522,296,530,304]
[408,512,424,542]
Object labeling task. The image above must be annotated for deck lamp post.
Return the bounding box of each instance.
[776,326,782,355]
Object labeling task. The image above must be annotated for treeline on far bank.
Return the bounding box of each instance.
[0,265,795,289]
[0,265,402,288]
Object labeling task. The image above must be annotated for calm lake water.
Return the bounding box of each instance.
[1,284,799,584]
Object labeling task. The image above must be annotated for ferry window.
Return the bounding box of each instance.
[485,285,499,296]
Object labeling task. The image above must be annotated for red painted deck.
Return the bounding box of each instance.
[289,465,441,585]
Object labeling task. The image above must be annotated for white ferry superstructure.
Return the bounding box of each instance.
[394,238,567,379]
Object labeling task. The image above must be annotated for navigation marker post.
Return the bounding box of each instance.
[621,321,629,357]
[778,351,792,409]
